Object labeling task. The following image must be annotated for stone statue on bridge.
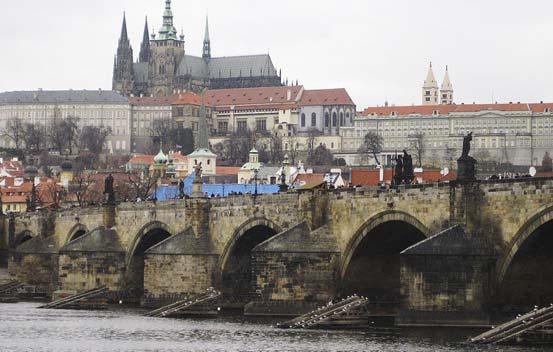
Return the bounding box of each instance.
[457,132,477,182]
[403,150,415,184]
[104,173,115,204]
[393,154,404,186]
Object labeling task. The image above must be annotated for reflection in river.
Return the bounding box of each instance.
[0,303,550,352]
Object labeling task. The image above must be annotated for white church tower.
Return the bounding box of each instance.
[440,65,453,105]
[422,62,439,105]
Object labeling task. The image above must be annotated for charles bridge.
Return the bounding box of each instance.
[2,176,553,326]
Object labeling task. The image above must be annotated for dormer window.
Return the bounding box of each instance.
[545,108,550,113]
[433,110,439,116]
[391,111,397,117]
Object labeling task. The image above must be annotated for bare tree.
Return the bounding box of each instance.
[306,128,321,162]
[150,118,173,147]
[444,145,456,169]
[308,144,333,166]
[48,116,80,155]
[268,134,283,164]
[358,131,384,165]
[127,173,157,201]
[284,135,299,165]
[37,182,66,209]
[4,117,25,149]
[409,132,425,167]
[79,125,111,154]
[69,173,96,207]
[22,123,46,152]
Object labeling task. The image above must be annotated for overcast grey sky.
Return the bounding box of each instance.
[2,0,553,109]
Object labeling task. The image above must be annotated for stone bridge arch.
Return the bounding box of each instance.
[339,210,429,303]
[497,204,553,282]
[217,217,282,299]
[340,210,430,279]
[495,204,553,309]
[65,224,88,244]
[125,220,174,301]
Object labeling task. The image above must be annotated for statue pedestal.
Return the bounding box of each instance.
[191,177,204,198]
[457,156,477,182]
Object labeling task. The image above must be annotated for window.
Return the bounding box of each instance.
[325,112,330,127]
[332,112,337,127]
[340,112,344,126]
[177,107,184,116]
[426,97,431,102]
[207,159,211,165]
[218,121,228,134]
[311,113,316,127]
[346,112,351,123]
[301,113,306,127]
[256,119,267,131]
[426,90,430,95]
[237,120,248,132]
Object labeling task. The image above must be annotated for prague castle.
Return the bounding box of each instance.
[113,0,282,97]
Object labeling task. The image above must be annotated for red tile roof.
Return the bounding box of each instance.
[359,102,553,117]
[351,168,456,186]
[128,155,155,165]
[216,166,241,175]
[172,92,211,107]
[360,105,456,117]
[300,88,355,106]
[208,86,303,109]
[293,173,325,185]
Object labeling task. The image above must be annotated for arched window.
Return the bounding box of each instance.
[311,113,317,127]
[301,113,306,127]
[332,112,337,127]
[340,112,344,126]
[346,111,351,123]
[325,112,330,127]
[207,159,211,165]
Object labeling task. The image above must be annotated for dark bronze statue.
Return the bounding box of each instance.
[393,154,404,186]
[178,179,185,198]
[403,150,415,184]
[104,173,115,204]
[457,132,477,182]
[461,132,473,158]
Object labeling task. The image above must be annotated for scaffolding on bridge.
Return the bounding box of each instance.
[38,286,108,310]
[469,304,553,344]
[276,295,370,329]
[143,288,222,318]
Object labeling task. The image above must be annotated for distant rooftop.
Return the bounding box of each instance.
[0,90,128,104]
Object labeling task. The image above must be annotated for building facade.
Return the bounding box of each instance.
[340,103,553,167]
[129,96,173,153]
[0,90,131,153]
[113,1,282,97]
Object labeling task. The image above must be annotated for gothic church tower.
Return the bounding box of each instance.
[112,14,134,95]
[422,62,439,105]
[440,65,453,104]
[149,0,185,97]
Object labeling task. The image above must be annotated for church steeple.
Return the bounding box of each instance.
[197,90,209,150]
[113,13,134,96]
[120,12,129,42]
[158,0,178,40]
[203,16,211,60]
[440,65,453,105]
[422,62,439,105]
[202,16,211,60]
[139,16,151,63]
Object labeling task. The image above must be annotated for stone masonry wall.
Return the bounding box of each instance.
[143,254,218,302]
[58,252,126,292]
[9,253,58,294]
[252,252,340,302]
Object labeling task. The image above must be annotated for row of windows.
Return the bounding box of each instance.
[300,111,353,128]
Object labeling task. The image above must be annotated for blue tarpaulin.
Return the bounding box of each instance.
[155,172,280,200]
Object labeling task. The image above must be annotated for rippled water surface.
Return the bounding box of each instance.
[0,303,552,352]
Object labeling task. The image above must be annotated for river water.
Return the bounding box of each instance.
[0,303,551,352]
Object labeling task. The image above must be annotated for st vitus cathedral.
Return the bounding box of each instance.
[113,0,282,97]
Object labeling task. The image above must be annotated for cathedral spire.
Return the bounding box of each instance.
[203,16,211,60]
[197,90,209,150]
[158,0,178,40]
[139,16,151,63]
[120,12,128,42]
